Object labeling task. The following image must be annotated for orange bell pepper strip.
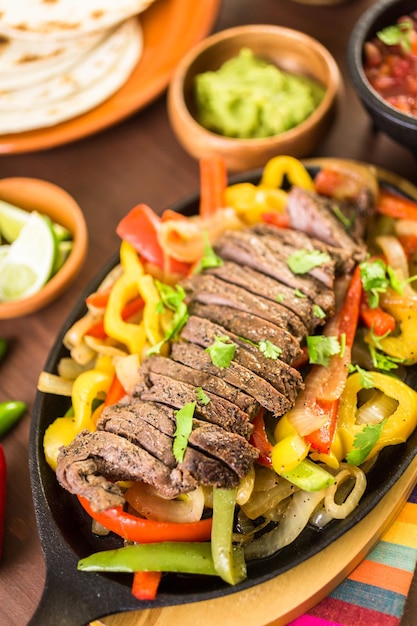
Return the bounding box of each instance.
[376,189,417,221]
[249,408,273,467]
[131,571,162,600]
[78,496,213,543]
[199,157,227,218]
[360,295,396,336]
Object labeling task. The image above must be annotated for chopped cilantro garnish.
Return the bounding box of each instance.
[359,258,404,308]
[369,344,402,372]
[313,304,326,319]
[259,339,282,359]
[173,401,196,463]
[332,204,353,229]
[306,335,341,366]
[377,19,413,51]
[147,282,188,355]
[206,335,236,368]
[346,421,386,466]
[193,231,223,274]
[196,387,210,405]
[349,364,374,389]
[294,288,307,298]
[276,294,285,303]
[287,249,331,274]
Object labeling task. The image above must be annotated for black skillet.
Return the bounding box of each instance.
[28,165,417,625]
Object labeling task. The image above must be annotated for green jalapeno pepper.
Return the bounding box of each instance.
[0,401,27,438]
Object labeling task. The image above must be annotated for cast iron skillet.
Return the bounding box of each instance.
[28,165,417,626]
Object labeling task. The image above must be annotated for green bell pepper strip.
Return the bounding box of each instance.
[211,487,247,585]
[0,401,27,438]
[280,458,335,492]
[77,541,218,576]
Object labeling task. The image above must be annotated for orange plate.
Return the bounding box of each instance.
[0,0,220,155]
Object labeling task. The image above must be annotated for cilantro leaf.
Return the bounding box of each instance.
[173,401,196,463]
[193,231,223,274]
[147,282,188,355]
[294,288,307,298]
[196,387,210,405]
[206,335,236,368]
[306,335,341,366]
[359,259,390,308]
[276,294,285,303]
[349,364,374,389]
[377,20,413,51]
[287,249,331,274]
[369,345,401,372]
[346,421,385,466]
[331,204,353,229]
[313,304,326,319]
[259,339,282,359]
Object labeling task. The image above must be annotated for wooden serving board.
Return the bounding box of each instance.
[94,453,417,626]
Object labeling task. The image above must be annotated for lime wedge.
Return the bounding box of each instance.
[53,222,72,243]
[0,200,30,243]
[0,211,57,302]
[52,240,73,276]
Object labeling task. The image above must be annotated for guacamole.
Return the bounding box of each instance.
[194,48,325,139]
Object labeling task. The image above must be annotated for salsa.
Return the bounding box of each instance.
[363,13,417,117]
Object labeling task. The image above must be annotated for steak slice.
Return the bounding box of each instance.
[171,341,294,417]
[139,371,254,438]
[214,229,335,315]
[183,273,308,343]
[177,447,240,490]
[181,315,304,403]
[189,302,302,364]
[286,187,367,266]
[140,354,258,416]
[56,429,187,509]
[206,260,321,332]
[101,398,177,437]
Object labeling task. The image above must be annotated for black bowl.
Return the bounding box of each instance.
[347,0,417,156]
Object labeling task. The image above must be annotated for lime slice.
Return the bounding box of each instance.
[0,211,57,302]
[0,200,30,243]
[53,222,72,243]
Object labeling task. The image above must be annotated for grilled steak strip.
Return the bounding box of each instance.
[177,447,240,490]
[181,315,304,403]
[286,187,368,266]
[139,354,258,416]
[189,302,302,364]
[214,229,335,315]
[171,341,293,417]
[138,371,254,438]
[101,398,177,437]
[183,274,308,343]
[206,260,321,332]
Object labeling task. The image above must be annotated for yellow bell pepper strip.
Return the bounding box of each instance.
[224,182,289,226]
[334,371,417,464]
[136,274,165,348]
[366,293,417,364]
[199,156,227,218]
[78,495,212,543]
[260,155,314,191]
[272,413,310,475]
[0,401,27,438]
[211,487,246,585]
[77,542,219,577]
[85,296,144,340]
[43,366,113,471]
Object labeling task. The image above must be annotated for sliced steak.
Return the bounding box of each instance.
[286,187,367,266]
[140,354,258,416]
[171,341,294,417]
[214,229,335,315]
[100,398,177,437]
[177,447,239,490]
[181,315,304,403]
[189,302,302,364]
[139,371,254,438]
[56,429,187,509]
[206,260,321,332]
[183,273,308,343]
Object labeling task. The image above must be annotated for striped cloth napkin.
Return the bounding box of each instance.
[289,485,417,626]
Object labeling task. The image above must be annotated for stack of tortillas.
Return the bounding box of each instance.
[0,0,157,134]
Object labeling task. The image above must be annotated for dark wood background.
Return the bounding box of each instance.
[0,1,416,624]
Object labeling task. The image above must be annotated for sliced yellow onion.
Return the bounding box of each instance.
[37,371,73,396]
[355,389,398,425]
[324,464,366,520]
[113,353,141,395]
[376,234,415,297]
[124,482,205,524]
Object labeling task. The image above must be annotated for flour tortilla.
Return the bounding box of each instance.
[0,17,143,134]
[0,0,156,40]
[0,29,106,90]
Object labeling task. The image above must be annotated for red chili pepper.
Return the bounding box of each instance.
[0,444,6,559]
[131,571,162,600]
[376,190,417,221]
[261,212,290,228]
[199,157,227,218]
[360,295,396,337]
[78,496,212,543]
[116,204,190,276]
[85,296,145,340]
[249,408,273,467]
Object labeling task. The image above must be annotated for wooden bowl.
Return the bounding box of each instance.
[0,177,88,319]
[167,24,342,172]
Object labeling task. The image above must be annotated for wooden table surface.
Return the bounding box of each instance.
[0,1,416,625]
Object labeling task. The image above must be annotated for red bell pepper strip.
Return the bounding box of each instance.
[249,408,273,467]
[376,190,417,221]
[360,295,396,336]
[78,496,212,543]
[131,571,162,600]
[161,209,187,222]
[314,168,346,197]
[103,374,127,409]
[199,157,227,218]
[261,211,290,228]
[305,267,363,454]
[398,233,417,258]
[85,296,145,340]
[116,204,190,276]
[0,444,6,559]
[85,290,111,310]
